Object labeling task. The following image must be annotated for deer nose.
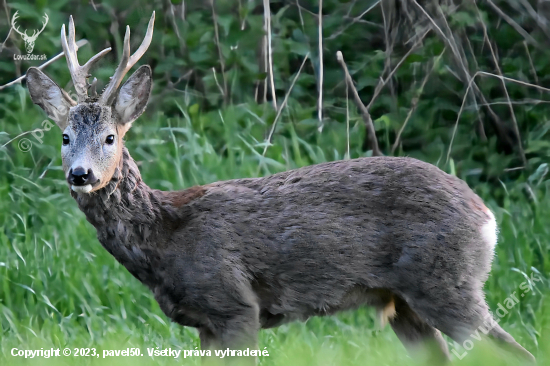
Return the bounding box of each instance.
[69,167,96,186]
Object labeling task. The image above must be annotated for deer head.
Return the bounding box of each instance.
[26,13,155,194]
[12,11,49,53]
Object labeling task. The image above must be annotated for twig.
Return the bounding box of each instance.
[474,99,550,107]
[169,3,185,55]
[317,0,323,129]
[380,0,396,110]
[0,27,12,53]
[412,0,508,146]
[293,2,319,18]
[336,51,382,156]
[486,0,539,47]
[447,71,550,164]
[296,0,304,30]
[476,2,527,167]
[366,28,429,110]
[263,0,277,110]
[391,48,445,154]
[516,0,550,40]
[1,129,40,149]
[523,41,539,87]
[447,76,477,165]
[1,0,9,25]
[261,53,310,157]
[254,35,268,104]
[211,67,225,97]
[462,29,485,140]
[210,0,228,104]
[345,75,350,159]
[326,0,381,40]
[0,39,88,91]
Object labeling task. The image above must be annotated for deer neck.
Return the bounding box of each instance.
[70,146,164,285]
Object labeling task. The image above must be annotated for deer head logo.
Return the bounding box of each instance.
[11,11,49,54]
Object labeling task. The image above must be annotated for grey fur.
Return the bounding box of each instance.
[25,55,535,366]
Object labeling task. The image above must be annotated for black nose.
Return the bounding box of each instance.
[69,167,96,186]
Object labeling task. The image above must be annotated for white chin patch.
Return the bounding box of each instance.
[71,184,93,194]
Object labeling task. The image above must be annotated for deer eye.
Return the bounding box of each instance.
[105,135,115,145]
[62,134,70,145]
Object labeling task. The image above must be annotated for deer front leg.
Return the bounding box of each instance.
[200,303,260,366]
[199,327,223,366]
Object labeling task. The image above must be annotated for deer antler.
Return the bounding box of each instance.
[100,12,155,105]
[11,11,28,38]
[61,15,112,102]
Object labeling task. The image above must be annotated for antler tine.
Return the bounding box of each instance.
[68,15,76,50]
[89,77,98,97]
[129,12,155,66]
[100,11,155,105]
[61,15,112,102]
[121,26,132,72]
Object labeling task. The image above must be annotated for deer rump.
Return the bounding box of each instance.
[153,156,493,331]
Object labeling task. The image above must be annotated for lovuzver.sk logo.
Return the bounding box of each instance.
[11,11,48,61]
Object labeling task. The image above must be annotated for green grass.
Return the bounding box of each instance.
[1,92,549,366]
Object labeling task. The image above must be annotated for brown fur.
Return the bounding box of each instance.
[164,186,207,208]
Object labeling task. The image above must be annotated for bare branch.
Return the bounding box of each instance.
[0,39,88,91]
[210,0,228,104]
[345,73,350,160]
[475,2,527,167]
[263,0,277,110]
[317,0,323,129]
[262,54,310,157]
[523,41,539,88]
[366,28,430,110]
[326,0,381,40]
[486,0,539,47]
[412,0,511,147]
[0,26,12,53]
[392,49,445,154]
[212,67,225,97]
[336,51,382,156]
[516,0,550,41]
[447,71,550,164]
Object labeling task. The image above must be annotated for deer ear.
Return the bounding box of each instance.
[113,65,152,130]
[26,67,76,130]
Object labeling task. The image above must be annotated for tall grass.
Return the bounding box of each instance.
[1,93,549,365]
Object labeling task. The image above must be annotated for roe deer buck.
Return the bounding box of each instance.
[25,12,535,365]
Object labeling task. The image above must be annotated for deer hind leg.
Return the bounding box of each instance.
[486,321,536,363]
[386,295,450,364]
[403,287,535,363]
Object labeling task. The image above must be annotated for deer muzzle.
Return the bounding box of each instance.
[68,166,99,193]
